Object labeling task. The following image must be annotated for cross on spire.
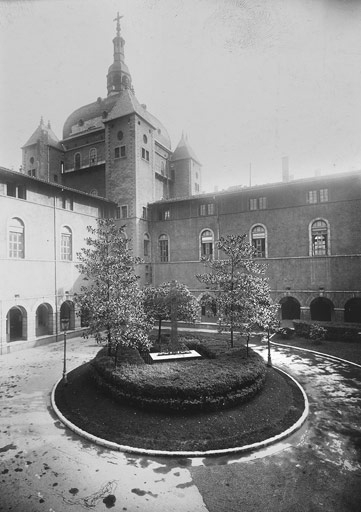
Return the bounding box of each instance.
[113,12,123,37]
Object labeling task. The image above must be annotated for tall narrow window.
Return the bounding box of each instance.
[307,190,318,204]
[251,225,266,258]
[89,148,97,166]
[9,218,24,258]
[249,198,258,211]
[74,153,81,170]
[311,219,328,256]
[159,234,169,262]
[144,233,150,257]
[319,189,329,202]
[200,229,214,258]
[61,226,72,261]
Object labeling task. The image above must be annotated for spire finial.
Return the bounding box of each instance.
[114,12,123,37]
[40,116,44,126]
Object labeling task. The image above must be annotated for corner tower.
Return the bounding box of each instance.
[170,133,202,197]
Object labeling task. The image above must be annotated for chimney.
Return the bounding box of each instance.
[282,156,289,182]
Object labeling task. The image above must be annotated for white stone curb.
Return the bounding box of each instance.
[51,366,309,458]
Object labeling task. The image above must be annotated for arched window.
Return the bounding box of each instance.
[74,153,81,170]
[200,229,214,258]
[9,217,25,258]
[144,233,150,257]
[251,224,267,258]
[310,219,329,256]
[89,148,97,166]
[159,234,169,262]
[61,226,72,261]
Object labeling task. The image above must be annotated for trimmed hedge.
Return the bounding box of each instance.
[293,320,361,342]
[90,345,266,414]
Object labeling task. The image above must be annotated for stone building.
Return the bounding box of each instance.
[1,15,360,353]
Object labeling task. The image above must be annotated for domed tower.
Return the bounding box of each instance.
[107,13,133,96]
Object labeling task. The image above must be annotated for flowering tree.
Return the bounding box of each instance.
[196,234,278,348]
[143,280,200,347]
[76,219,151,361]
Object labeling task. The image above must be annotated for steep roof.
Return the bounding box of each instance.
[22,119,64,150]
[171,133,200,164]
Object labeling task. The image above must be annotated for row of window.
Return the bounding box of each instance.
[74,148,98,169]
[153,218,331,262]
[5,183,74,210]
[114,205,148,220]
[159,189,330,220]
[7,218,73,260]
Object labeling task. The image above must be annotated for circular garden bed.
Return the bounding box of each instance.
[54,338,306,453]
[90,343,266,413]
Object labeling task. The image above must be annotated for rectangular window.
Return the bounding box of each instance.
[195,183,200,193]
[9,231,24,258]
[253,238,266,258]
[307,190,318,204]
[142,148,150,161]
[142,207,148,220]
[207,203,215,215]
[250,198,258,210]
[62,196,66,209]
[199,204,206,216]
[115,206,121,219]
[319,188,329,202]
[159,240,169,262]
[120,205,128,219]
[164,209,170,220]
[144,239,150,257]
[115,146,126,159]
[6,183,17,197]
[61,234,72,261]
[259,197,267,209]
[312,234,327,256]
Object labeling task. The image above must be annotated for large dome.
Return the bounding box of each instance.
[62,95,118,140]
[63,89,171,149]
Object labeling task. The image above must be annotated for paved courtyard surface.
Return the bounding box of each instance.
[0,336,360,512]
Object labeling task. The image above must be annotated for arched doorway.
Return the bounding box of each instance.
[7,306,27,342]
[310,297,334,322]
[344,298,361,323]
[60,301,75,330]
[280,297,301,320]
[36,303,53,336]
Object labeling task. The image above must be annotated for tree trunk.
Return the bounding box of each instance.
[246,333,249,357]
[107,327,112,356]
[157,318,162,342]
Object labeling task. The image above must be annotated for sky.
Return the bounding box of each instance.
[1,0,361,192]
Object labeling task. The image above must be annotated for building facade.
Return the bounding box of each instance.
[1,16,361,353]
[0,166,115,353]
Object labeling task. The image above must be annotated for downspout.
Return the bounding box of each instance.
[53,193,58,341]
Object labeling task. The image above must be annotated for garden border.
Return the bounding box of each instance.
[51,366,309,458]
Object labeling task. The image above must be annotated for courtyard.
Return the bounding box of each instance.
[0,334,360,511]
